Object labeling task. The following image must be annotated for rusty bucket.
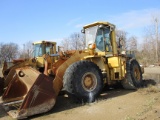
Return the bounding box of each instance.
[2,67,56,119]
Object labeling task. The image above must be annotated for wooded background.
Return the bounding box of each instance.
[0,17,159,66]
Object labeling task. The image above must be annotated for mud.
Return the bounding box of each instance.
[0,67,160,120]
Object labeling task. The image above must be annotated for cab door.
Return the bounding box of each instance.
[95,27,112,54]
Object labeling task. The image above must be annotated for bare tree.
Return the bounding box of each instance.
[19,41,33,59]
[128,36,137,51]
[141,16,160,65]
[61,32,85,50]
[61,38,71,51]
[116,29,128,50]
[0,43,19,62]
[25,41,33,59]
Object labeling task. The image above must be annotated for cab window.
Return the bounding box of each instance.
[104,28,112,52]
[95,29,104,51]
[34,44,43,57]
[45,43,52,54]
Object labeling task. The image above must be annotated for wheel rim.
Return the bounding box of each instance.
[81,72,97,92]
[133,66,141,81]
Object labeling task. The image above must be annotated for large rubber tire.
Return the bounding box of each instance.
[63,60,103,102]
[122,59,142,89]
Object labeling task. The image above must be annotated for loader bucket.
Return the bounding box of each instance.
[2,67,56,119]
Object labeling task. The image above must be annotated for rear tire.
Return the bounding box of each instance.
[63,60,103,102]
[122,59,142,89]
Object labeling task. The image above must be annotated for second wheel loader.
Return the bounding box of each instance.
[0,41,57,95]
[1,21,143,119]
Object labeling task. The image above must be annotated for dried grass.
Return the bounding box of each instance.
[138,84,160,95]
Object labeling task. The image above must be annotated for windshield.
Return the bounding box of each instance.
[34,44,44,57]
[85,25,98,48]
[33,43,54,57]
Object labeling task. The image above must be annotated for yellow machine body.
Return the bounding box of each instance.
[1,22,143,119]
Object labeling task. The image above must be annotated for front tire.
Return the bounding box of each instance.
[63,60,103,102]
[122,59,142,89]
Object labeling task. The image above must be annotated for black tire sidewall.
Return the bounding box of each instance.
[64,60,103,102]
[130,60,142,87]
[73,63,102,101]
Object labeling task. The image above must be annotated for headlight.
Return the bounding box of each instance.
[89,43,96,49]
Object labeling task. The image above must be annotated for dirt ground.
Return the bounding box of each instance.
[0,67,160,120]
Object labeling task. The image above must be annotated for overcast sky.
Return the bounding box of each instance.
[0,0,160,46]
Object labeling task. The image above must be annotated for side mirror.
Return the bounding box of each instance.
[110,25,115,31]
[81,29,85,33]
[58,46,60,52]
[99,25,104,29]
[118,37,124,48]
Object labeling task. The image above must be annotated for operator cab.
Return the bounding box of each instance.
[32,41,57,69]
[33,41,56,57]
[82,22,117,56]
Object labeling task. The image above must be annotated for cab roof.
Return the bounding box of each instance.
[33,40,56,45]
[83,21,115,29]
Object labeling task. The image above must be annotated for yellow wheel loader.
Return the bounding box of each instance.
[0,41,57,95]
[1,22,143,119]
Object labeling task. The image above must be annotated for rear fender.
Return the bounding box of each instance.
[52,51,89,96]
